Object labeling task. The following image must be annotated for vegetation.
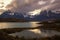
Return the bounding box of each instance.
[0,31,21,40]
[0,28,41,34]
[0,18,26,22]
[37,19,60,31]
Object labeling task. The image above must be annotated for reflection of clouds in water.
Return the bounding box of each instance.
[0,23,9,29]
[9,29,60,39]
[30,22,39,27]
[0,22,39,29]
[41,30,60,37]
[9,29,41,38]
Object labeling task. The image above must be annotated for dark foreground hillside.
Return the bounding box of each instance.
[0,31,21,40]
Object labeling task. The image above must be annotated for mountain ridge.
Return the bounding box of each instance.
[0,10,60,21]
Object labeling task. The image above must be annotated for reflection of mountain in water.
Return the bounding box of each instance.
[9,29,60,39]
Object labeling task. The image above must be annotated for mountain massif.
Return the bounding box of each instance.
[0,10,60,22]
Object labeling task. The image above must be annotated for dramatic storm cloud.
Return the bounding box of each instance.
[0,0,60,14]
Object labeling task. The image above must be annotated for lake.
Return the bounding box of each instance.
[0,22,41,29]
[0,22,60,39]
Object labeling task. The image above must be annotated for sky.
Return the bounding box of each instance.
[0,0,60,15]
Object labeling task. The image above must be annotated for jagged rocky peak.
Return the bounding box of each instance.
[1,10,19,15]
[41,10,52,13]
[2,10,12,15]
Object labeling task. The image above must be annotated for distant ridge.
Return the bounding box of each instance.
[0,10,60,22]
[24,10,60,21]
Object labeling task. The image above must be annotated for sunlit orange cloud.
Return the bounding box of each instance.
[38,1,46,5]
[0,0,60,14]
[0,0,13,10]
[28,9,42,16]
[8,0,47,13]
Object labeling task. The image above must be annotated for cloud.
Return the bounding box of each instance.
[38,1,47,5]
[0,0,60,14]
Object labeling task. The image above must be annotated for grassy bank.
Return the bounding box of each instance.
[37,19,60,31]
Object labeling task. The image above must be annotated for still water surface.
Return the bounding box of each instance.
[0,22,40,29]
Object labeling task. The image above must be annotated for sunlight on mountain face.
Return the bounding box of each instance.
[28,9,42,16]
[0,0,13,10]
